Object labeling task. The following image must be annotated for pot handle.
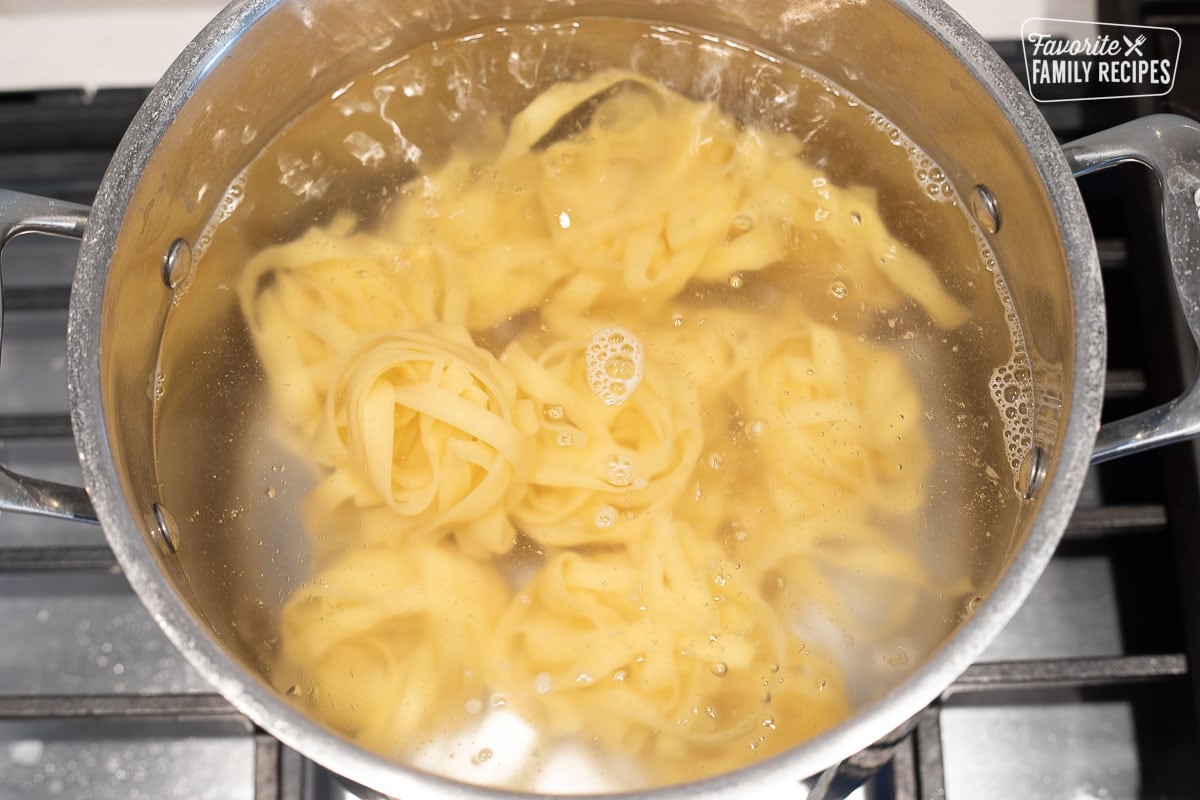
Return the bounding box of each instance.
[1063,114,1200,464]
[0,189,97,522]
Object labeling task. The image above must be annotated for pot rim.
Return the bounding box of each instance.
[66,0,1106,796]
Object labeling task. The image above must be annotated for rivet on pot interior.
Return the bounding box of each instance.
[161,238,193,290]
[151,503,181,554]
[969,184,1001,235]
[1016,445,1046,500]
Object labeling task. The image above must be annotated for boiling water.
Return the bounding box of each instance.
[153,17,1031,793]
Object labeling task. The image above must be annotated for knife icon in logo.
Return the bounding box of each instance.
[1123,34,1147,56]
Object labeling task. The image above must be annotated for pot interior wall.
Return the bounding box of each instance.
[101,0,1072,745]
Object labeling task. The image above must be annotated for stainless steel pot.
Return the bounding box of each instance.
[1,0,1198,797]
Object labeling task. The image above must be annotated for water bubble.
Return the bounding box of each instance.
[850,212,862,226]
[464,697,483,714]
[594,505,618,529]
[544,404,564,421]
[586,327,644,406]
[605,355,637,380]
[729,272,745,289]
[830,281,848,299]
[711,662,729,676]
[286,685,301,697]
[604,454,633,487]
[708,452,724,470]
[534,672,553,694]
[265,487,277,499]
[762,717,777,730]
[472,748,494,765]
[556,431,574,447]
[733,214,755,231]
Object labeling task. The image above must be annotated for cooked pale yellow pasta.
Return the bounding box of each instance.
[488,513,848,783]
[237,214,447,449]
[238,63,971,788]
[500,331,703,547]
[269,543,510,753]
[304,323,537,558]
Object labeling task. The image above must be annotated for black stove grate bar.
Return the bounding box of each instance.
[891,652,1191,800]
[947,654,1188,696]
[0,692,240,721]
[913,710,946,800]
[3,284,71,312]
[0,414,74,439]
[255,733,282,800]
[1103,368,1148,400]
[1062,503,1167,539]
[0,546,116,572]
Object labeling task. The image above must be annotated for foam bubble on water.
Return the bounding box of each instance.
[192,168,249,264]
[982,236,1035,477]
[865,111,955,204]
[585,327,644,406]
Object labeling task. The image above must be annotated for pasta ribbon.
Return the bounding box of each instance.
[307,324,537,557]
[270,543,511,753]
[502,333,703,547]
[736,319,930,520]
[237,213,446,448]
[241,63,977,788]
[489,513,848,783]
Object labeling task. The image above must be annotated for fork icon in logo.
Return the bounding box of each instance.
[1123,34,1147,56]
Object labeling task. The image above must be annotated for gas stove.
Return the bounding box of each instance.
[0,1,1198,798]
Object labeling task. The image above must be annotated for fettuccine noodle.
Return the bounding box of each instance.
[241,66,972,787]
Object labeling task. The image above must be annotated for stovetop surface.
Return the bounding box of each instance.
[1,2,1199,799]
